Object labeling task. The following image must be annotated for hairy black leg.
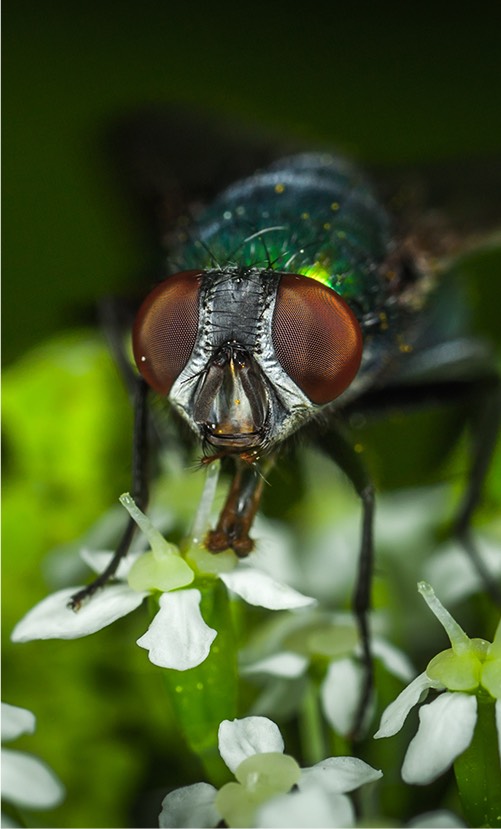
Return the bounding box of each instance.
[346,372,501,605]
[68,378,149,609]
[315,424,376,738]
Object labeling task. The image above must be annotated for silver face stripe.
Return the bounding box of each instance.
[168,268,319,450]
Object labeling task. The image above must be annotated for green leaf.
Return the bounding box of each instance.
[454,698,501,828]
[162,580,238,786]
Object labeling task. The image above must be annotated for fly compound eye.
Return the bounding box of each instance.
[132,270,202,395]
[272,274,363,404]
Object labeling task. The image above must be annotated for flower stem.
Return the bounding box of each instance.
[299,678,327,765]
[162,580,237,787]
[454,696,501,828]
[191,460,220,544]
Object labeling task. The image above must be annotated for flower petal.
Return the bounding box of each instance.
[300,756,382,794]
[11,585,147,642]
[408,809,466,827]
[424,536,501,604]
[136,589,216,670]
[371,636,415,683]
[402,692,477,784]
[256,787,355,828]
[220,566,316,610]
[1,704,35,742]
[159,782,219,828]
[218,717,284,774]
[320,658,364,737]
[79,548,142,579]
[374,672,439,739]
[1,748,65,809]
[242,652,309,679]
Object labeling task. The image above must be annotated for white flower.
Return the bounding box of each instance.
[159,715,382,828]
[11,464,316,672]
[375,681,480,784]
[374,582,501,785]
[242,610,414,737]
[1,702,65,824]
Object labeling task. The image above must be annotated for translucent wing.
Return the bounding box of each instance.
[369,155,501,261]
[106,104,501,267]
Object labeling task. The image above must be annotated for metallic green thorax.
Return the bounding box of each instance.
[166,152,434,394]
[168,153,394,320]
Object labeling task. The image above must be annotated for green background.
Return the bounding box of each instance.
[3,2,501,827]
[4,1,501,365]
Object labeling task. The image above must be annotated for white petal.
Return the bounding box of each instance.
[424,536,501,604]
[320,658,364,737]
[80,548,142,580]
[218,716,284,773]
[374,672,438,738]
[159,782,219,828]
[376,486,445,548]
[220,566,316,610]
[408,809,466,827]
[137,590,216,670]
[1,704,35,742]
[1,748,65,809]
[371,636,415,682]
[11,585,147,641]
[250,517,303,585]
[402,693,477,784]
[242,652,309,679]
[300,756,382,794]
[305,521,360,604]
[256,787,355,828]
[496,700,501,759]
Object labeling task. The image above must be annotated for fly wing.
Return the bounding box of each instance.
[357,156,501,399]
[370,156,501,262]
[107,106,501,262]
[102,108,501,395]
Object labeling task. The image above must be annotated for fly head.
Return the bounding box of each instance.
[132,267,363,459]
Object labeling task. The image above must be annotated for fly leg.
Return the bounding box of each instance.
[68,378,149,609]
[207,457,274,557]
[316,423,376,739]
[346,369,501,605]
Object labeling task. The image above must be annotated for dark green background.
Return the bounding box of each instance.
[3,3,501,827]
[4,1,501,364]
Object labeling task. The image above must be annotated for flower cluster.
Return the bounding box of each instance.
[242,608,414,736]
[11,464,316,670]
[159,716,382,828]
[375,581,501,784]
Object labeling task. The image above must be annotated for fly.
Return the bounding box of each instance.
[69,110,501,734]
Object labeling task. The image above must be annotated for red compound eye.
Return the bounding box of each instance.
[132,270,202,395]
[272,273,363,404]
